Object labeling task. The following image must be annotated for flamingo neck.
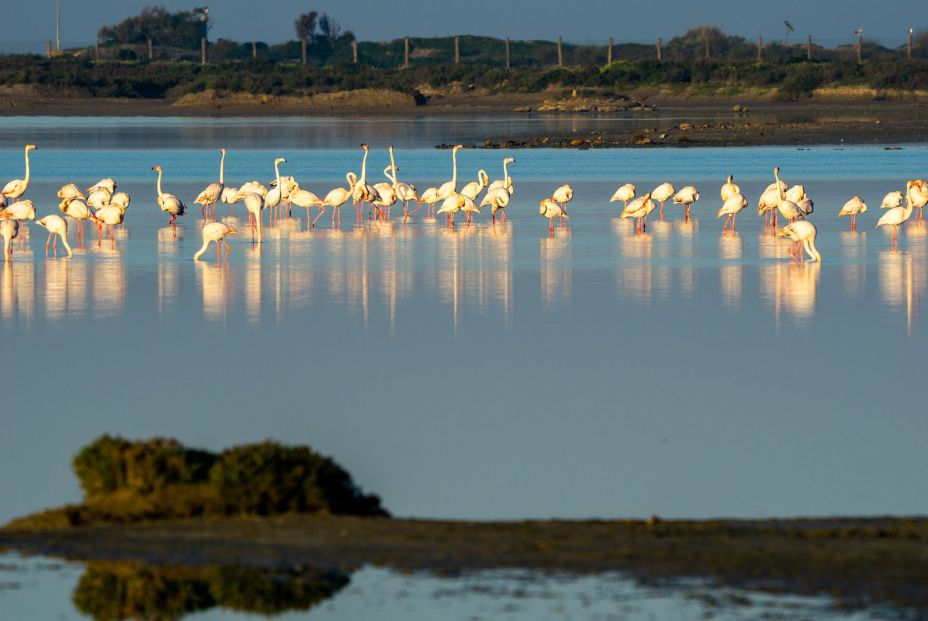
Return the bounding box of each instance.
[360,150,368,184]
[774,170,785,204]
[346,172,357,190]
[805,238,821,262]
[156,168,164,197]
[503,160,509,185]
[219,150,226,185]
[61,232,73,257]
[451,149,458,188]
[194,240,210,260]
[383,165,395,184]
[23,147,31,185]
[274,160,282,190]
[389,148,397,183]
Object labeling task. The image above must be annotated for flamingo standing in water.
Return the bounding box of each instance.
[773,167,804,224]
[87,178,116,194]
[419,187,441,218]
[720,175,740,202]
[352,144,380,221]
[717,193,747,232]
[877,181,916,246]
[2,144,37,202]
[651,182,675,219]
[621,192,655,234]
[57,183,85,202]
[436,145,464,204]
[36,215,72,258]
[672,185,700,220]
[1,219,18,260]
[290,184,325,228]
[480,187,510,223]
[610,183,635,210]
[488,157,514,194]
[839,196,867,231]
[908,180,928,221]
[0,200,36,248]
[552,183,573,213]
[880,190,904,210]
[90,205,124,248]
[59,198,93,242]
[194,222,238,261]
[194,148,226,220]
[540,198,567,233]
[153,165,186,235]
[778,220,821,263]
[323,173,356,226]
[243,193,265,243]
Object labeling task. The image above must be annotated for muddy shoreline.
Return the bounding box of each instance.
[3,515,927,613]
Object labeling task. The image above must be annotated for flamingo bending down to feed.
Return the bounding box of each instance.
[242,193,265,243]
[488,157,514,194]
[672,186,700,220]
[651,182,675,219]
[36,215,72,258]
[91,206,125,247]
[194,148,226,219]
[59,199,93,241]
[621,192,655,234]
[1,219,18,260]
[839,196,867,231]
[87,178,116,195]
[717,193,747,232]
[720,175,740,202]
[153,165,186,235]
[480,187,510,223]
[610,183,635,210]
[323,173,356,225]
[877,181,915,245]
[194,222,238,261]
[773,167,804,224]
[2,144,37,202]
[57,183,85,202]
[778,220,821,263]
[540,198,567,233]
[0,200,36,247]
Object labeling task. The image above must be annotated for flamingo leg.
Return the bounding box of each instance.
[45,232,52,255]
[312,205,326,228]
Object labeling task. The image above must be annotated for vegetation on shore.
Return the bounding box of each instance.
[4,435,386,530]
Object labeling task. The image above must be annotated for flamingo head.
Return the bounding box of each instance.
[220,147,226,155]
[453,144,463,152]
[275,157,286,165]
[152,165,161,172]
[226,227,239,235]
[504,157,515,164]
[774,166,780,175]
[361,143,368,151]
[26,144,37,152]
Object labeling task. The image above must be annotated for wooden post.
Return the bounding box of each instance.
[704,34,710,61]
[147,38,153,61]
[95,41,100,62]
[607,37,613,64]
[757,36,763,61]
[252,41,257,59]
[806,34,812,61]
[454,36,460,64]
[47,40,52,57]
[404,36,410,68]
[856,32,862,65]
[656,37,662,61]
[908,29,913,60]
[201,37,206,65]
[301,39,307,65]
[505,38,511,69]
[352,40,358,64]
[557,36,563,66]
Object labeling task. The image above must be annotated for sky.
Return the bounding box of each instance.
[1,0,922,51]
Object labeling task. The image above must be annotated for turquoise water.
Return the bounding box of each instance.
[1,125,927,526]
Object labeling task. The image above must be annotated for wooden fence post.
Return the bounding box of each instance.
[454,36,460,64]
[907,29,913,60]
[656,37,662,61]
[505,38,511,68]
[557,36,563,66]
[856,32,862,64]
[404,36,410,68]
[47,40,52,57]
[201,37,206,65]
[252,41,257,59]
[352,40,358,64]
[147,38,153,61]
[757,36,762,61]
[607,37,613,64]
[301,39,307,65]
[806,34,812,61]
[95,40,100,62]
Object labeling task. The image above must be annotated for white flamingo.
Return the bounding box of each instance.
[263,158,286,217]
[778,220,821,263]
[672,185,700,220]
[323,172,357,226]
[540,198,567,233]
[87,178,116,194]
[480,187,510,223]
[290,184,325,228]
[881,191,904,210]
[488,157,514,194]
[352,144,380,220]
[194,148,226,220]
[720,175,740,202]
[552,184,574,213]
[420,187,441,218]
[90,205,124,248]
[1,219,18,260]
[243,193,265,243]
[194,222,238,261]
[152,165,186,234]
[877,181,916,245]
[437,145,464,203]
[651,182,675,219]
[773,167,804,224]
[839,196,867,231]
[59,198,93,241]
[36,214,72,258]
[717,192,747,232]
[621,192,655,234]
[57,183,85,201]
[0,200,36,248]
[609,183,635,209]
[2,144,37,201]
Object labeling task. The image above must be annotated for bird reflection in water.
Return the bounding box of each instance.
[616,220,652,303]
[675,218,697,299]
[197,260,233,322]
[43,256,88,320]
[89,246,125,317]
[540,227,571,307]
[878,249,923,335]
[839,230,867,298]
[762,261,821,325]
[1,257,35,323]
[651,219,673,298]
[719,231,743,308]
[244,244,262,323]
[157,226,182,316]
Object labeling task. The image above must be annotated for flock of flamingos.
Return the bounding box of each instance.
[1,142,927,263]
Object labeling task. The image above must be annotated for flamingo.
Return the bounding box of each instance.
[480,187,510,223]
[352,144,380,220]
[36,215,72,258]
[881,191,904,210]
[110,192,131,211]
[2,145,37,202]
[1,219,18,260]
[540,198,567,233]
[238,180,268,198]
[436,193,468,227]
[773,167,804,224]
[242,193,265,243]
[785,185,806,204]
[272,175,299,217]
[460,170,489,201]
[797,198,814,217]
[419,187,441,218]
[437,145,464,203]
[609,183,635,210]
[323,172,356,226]
[778,220,821,263]
[373,166,398,220]
[194,222,238,261]
[57,183,85,202]
[59,198,93,241]
[553,183,574,212]
[488,157,514,194]
[194,148,226,220]
[720,175,740,202]
[717,192,747,232]
[152,165,186,234]
[290,185,325,228]
[87,178,116,194]
[651,182,675,219]
[839,196,867,231]
[0,199,36,248]
[621,192,655,234]
[877,181,916,245]
[672,185,700,220]
[908,180,928,221]
[387,147,420,215]
[86,189,111,211]
[263,158,286,218]
[762,176,788,227]
[221,187,241,216]
[90,205,124,247]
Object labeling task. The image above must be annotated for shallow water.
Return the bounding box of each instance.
[1,129,927,528]
[0,553,883,621]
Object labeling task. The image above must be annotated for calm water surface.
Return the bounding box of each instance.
[1,125,926,526]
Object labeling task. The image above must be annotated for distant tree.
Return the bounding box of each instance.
[318,14,341,44]
[294,11,318,42]
[98,6,211,48]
